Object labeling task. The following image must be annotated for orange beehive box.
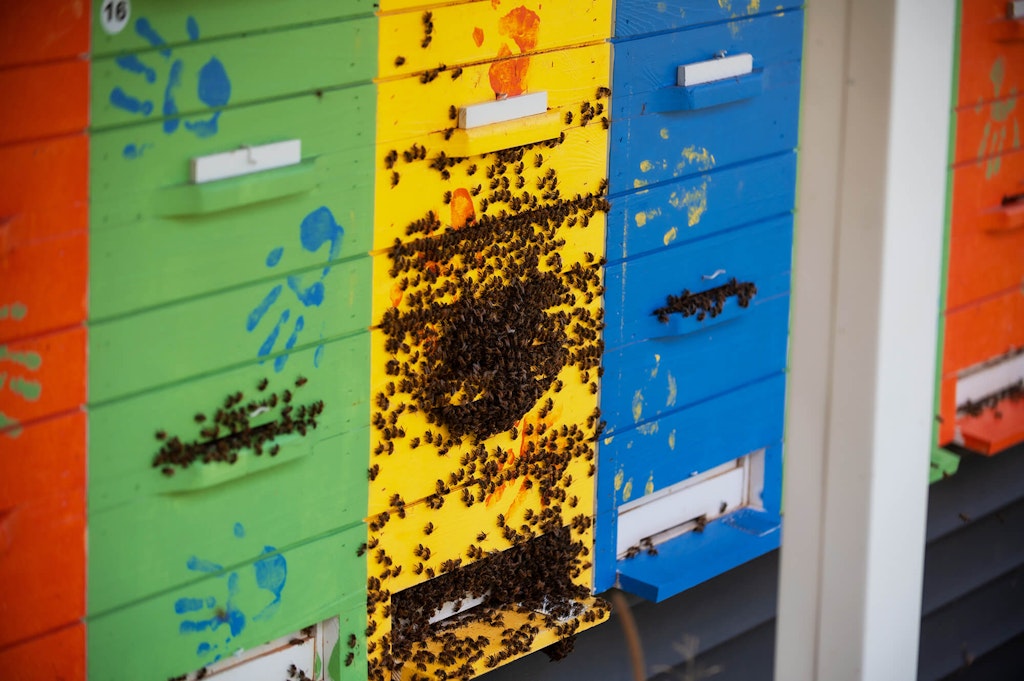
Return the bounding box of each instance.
[0,412,86,647]
[0,624,85,681]
[0,326,86,429]
[0,61,88,146]
[957,0,1024,108]
[0,0,89,68]
[946,146,1024,309]
[938,290,1024,450]
[0,135,88,343]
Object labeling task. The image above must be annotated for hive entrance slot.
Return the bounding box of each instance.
[426,592,491,625]
[390,528,593,672]
[616,450,766,558]
[956,349,1024,416]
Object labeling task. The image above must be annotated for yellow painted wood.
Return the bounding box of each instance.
[367,244,605,513]
[398,596,609,680]
[378,0,473,13]
[447,110,564,156]
[378,0,612,78]
[373,124,609,251]
[368,10,612,674]
[365,521,604,679]
[376,43,610,145]
[367,456,597,593]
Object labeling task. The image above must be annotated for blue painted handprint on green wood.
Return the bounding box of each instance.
[111,15,231,158]
[247,207,345,372]
[173,523,287,662]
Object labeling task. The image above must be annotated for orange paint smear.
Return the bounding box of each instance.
[473,26,485,47]
[498,6,541,52]
[390,281,404,308]
[450,188,476,229]
[489,44,530,97]
[485,403,563,516]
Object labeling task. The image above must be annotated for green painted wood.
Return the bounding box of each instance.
[88,425,368,613]
[90,86,375,320]
[154,159,319,216]
[930,446,961,483]
[92,17,376,130]
[89,334,368,510]
[88,257,370,404]
[332,604,368,681]
[92,0,376,58]
[87,523,367,681]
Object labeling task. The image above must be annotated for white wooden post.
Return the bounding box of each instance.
[775,0,956,679]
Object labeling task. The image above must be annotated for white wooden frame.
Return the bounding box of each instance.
[775,1,956,679]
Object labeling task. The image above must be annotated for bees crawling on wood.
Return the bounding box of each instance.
[365,121,615,681]
[151,377,320,475]
[375,529,604,678]
[421,11,434,48]
[653,278,757,323]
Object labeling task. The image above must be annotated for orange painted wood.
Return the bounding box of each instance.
[952,96,1022,164]
[958,0,1024,107]
[0,326,86,430]
[946,147,1024,309]
[0,61,89,145]
[943,289,1024,377]
[958,396,1024,455]
[0,231,88,344]
[0,624,85,681]
[0,0,89,67]
[939,291,1024,446]
[0,135,88,343]
[0,413,86,645]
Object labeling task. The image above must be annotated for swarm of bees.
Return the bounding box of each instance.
[365,82,614,679]
[652,278,758,324]
[381,528,607,680]
[375,131,609,453]
[151,376,321,475]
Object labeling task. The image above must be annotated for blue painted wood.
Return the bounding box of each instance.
[606,152,796,261]
[648,71,764,113]
[614,0,804,38]
[604,215,793,348]
[600,294,790,435]
[610,11,803,104]
[613,444,783,602]
[597,373,786,514]
[594,510,618,592]
[608,12,803,194]
[609,63,801,194]
[616,511,781,602]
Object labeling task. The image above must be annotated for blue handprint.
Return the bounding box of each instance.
[111,15,231,158]
[173,523,287,662]
[246,207,345,372]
